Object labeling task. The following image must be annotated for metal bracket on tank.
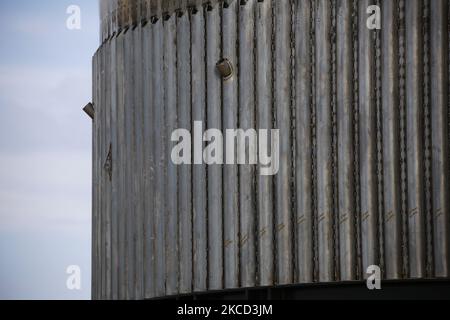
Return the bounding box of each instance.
[216,58,234,81]
[83,102,95,120]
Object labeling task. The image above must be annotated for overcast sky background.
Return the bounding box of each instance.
[0,0,98,299]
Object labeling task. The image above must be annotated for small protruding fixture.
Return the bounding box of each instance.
[216,58,234,81]
[104,144,112,181]
[83,102,95,120]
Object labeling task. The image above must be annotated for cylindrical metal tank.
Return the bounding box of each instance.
[90,0,450,299]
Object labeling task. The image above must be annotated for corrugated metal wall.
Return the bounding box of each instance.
[91,0,450,300]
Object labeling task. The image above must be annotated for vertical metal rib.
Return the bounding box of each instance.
[294,0,313,283]
[124,28,136,299]
[381,0,402,279]
[142,21,155,299]
[255,0,274,286]
[398,0,409,279]
[255,0,274,285]
[96,47,102,300]
[163,13,179,296]
[222,0,239,289]
[103,44,109,299]
[315,0,334,282]
[238,0,256,288]
[95,49,100,300]
[105,39,113,300]
[422,0,433,278]
[206,2,223,290]
[191,7,208,292]
[405,0,426,278]
[92,50,98,300]
[310,0,319,282]
[115,32,127,299]
[177,10,193,294]
[103,43,109,300]
[151,18,166,296]
[430,0,450,277]
[133,24,144,299]
[92,51,100,299]
[331,0,340,282]
[110,35,119,299]
[336,0,355,281]
[274,0,293,284]
[289,0,296,285]
[102,45,106,298]
[351,0,362,280]
[99,45,106,299]
[358,0,378,275]
[375,0,384,276]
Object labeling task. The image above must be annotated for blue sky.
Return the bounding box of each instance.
[0,0,99,299]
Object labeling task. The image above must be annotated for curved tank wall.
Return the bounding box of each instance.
[91,0,450,299]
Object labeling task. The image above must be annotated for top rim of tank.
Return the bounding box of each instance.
[99,0,223,43]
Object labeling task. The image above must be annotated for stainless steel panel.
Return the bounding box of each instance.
[256,0,274,287]
[142,20,156,299]
[163,14,179,296]
[430,0,450,277]
[294,0,314,284]
[274,0,293,285]
[110,34,120,300]
[176,10,193,294]
[315,0,334,282]
[115,32,127,300]
[358,0,378,276]
[151,18,166,296]
[133,25,145,299]
[91,0,450,299]
[381,0,402,279]
[238,0,256,288]
[336,0,355,281]
[104,39,112,300]
[124,29,135,299]
[405,0,425,278]
[222,0,239,290]
[206,2,223,291]
[191,8,207,292]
